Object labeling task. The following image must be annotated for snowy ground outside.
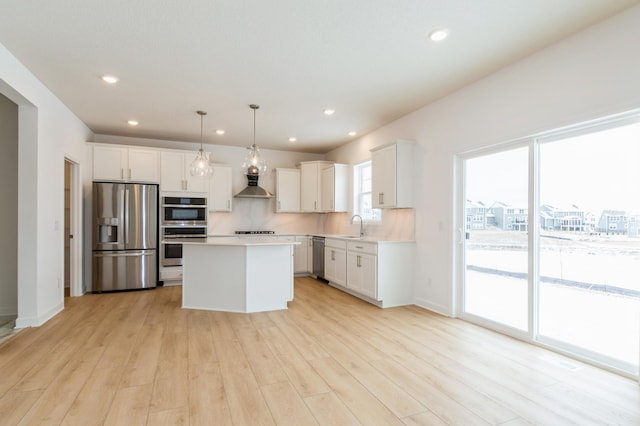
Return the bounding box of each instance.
[465,230,640,369]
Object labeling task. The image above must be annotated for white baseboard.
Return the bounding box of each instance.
[413,297,453,317]
[15,301,64,328]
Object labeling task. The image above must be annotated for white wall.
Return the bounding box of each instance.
[1,42,93,327]
[0,93,18,316]
[326,5,640,315]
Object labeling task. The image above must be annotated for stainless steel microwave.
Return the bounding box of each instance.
[162,196,207,226]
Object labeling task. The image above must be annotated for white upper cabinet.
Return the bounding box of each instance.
[371,140,414,208]
[321,164,348,212]
[275,168,300,213]
[93,144,159,183]
[208,164,233,212]
[160,150,208,193]
[300,161,333,212]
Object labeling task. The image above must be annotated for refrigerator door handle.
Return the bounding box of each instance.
[93,251,154,257]
[124,188,129,245]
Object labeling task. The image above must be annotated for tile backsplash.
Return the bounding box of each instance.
[322,208,415,240]
[208,199,414,240]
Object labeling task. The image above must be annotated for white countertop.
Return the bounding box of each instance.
[206,234,414,243]
[172,236,301,246]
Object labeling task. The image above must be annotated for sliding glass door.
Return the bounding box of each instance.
[462,146,529,331]
[538,123,640,372]
[459,114,640,376]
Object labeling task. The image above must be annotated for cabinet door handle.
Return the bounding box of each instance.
[314,201,317,211]
[227,200,231,209]
[128,168,132,180]
[331,250,335,261]
[357,255,361,267]
[278,201,281,210]
[379,192,384,205]
[120,168,124,180]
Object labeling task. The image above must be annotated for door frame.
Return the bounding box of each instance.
[64,157,83,297]
[454,110,640,380]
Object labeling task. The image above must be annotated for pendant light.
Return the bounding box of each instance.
[189,110,214,177]
[242,104,267,176]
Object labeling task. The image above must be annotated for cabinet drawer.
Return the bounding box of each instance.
[347,241,377,255]
[325,238,347,249]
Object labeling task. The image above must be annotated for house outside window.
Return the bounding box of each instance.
[353,161,381,221]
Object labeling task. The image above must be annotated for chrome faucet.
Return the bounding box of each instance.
[351,214,364,238]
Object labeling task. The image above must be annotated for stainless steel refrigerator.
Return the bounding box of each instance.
[92,182,158,292]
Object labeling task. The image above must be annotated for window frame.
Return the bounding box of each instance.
[353,160,381,222]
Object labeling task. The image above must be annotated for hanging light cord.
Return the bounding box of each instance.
[197,110,207,151]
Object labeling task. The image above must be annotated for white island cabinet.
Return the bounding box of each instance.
[181,237,300,313]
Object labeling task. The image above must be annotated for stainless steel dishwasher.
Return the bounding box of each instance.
[312,236,326,281]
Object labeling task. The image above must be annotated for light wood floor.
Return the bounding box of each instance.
[0,277,638,425]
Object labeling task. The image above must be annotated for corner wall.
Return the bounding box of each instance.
[1,41,93,327]
[0,93,18,316]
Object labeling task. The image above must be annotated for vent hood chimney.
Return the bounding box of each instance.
[234,165,274,198]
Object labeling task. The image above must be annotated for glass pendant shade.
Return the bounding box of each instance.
[242,144,267,176]
[190,148,213,177]
[190,110,213,177]
[243,104,267,176]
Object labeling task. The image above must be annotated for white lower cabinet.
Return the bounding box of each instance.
[324,238,346,286]
[346,249,377,299]
[327,239,414,308]
[294,236,308,274]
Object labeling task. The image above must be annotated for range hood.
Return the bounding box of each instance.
[234,169,274,199]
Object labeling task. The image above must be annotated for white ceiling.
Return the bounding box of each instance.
[0,1,637,153]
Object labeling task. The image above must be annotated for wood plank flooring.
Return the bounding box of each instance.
[0,277,638,425]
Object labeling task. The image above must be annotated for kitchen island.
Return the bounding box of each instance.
[180,237,300,313]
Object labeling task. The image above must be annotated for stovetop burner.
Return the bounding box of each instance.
[234,230,275,235]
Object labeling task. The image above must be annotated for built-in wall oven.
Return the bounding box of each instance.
[161,226,207,266]
[160,196,208,283]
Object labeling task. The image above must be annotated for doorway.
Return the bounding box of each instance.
[64,158,82,298]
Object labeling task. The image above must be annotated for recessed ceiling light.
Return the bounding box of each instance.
[288,137,297,143]
[323,109,335,116]
[348,131,357,137]
[127,120,139,126]
[216,129,225,135]
[428,29,449,42]
[102,75,119,84]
